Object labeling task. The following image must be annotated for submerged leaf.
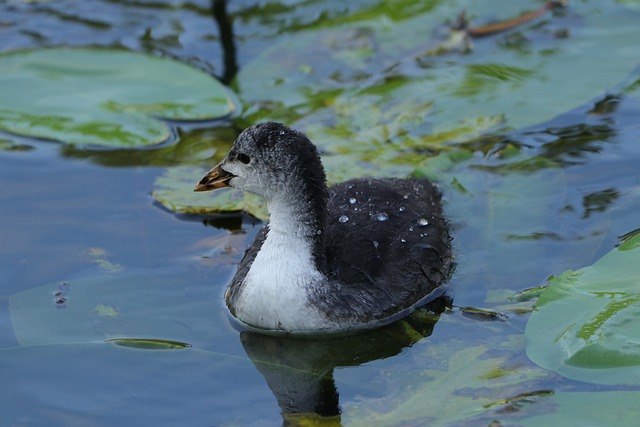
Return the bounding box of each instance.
[459,306,508,321]
[106,338,191,350]
[344,338,550,426]
[236,0,640,162]
[8,268,222,346]
[0,48,234,147]
[525,233,640,385]
[518,391,640,427]
[0,136,33,151]
[95,304,120,318]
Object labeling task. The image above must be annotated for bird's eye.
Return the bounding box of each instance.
[236,153,251,164]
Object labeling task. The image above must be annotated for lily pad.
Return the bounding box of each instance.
[518,391,640,427]
[343,337,551,426]
[106,338,191,350]
[525,233,640,385]
[235,0,640,172]
[413,147,610,306]
[8,267,224,347]
[0,48,234,147]
[61,125,239,167]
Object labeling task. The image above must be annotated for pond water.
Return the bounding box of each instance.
[1,0,640,425]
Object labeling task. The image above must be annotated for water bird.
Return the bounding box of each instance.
[195,122,452,334]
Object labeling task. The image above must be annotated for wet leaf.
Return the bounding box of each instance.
[151,1,640,217]
[81,247,124,273]
[343,337,550,426]
[95,304,120,318]
[0,135,33,152]
[459,306,508,321]
[0,48,234,147]
[619,227,640,250]
[236,0,640,163]
[61,126,238,167]
[518,391,640,427]
[106,338,191,350]
[282,413,342,427]
[413,146,611,315]
[509,286,548,302]
[8,268,221,346]
[525,233,640,385]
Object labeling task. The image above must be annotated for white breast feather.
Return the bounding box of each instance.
[234,198,331,331]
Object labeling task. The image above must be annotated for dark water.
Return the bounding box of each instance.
[1,0,640,425]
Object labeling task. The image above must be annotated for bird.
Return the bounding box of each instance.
[194,122,452,335]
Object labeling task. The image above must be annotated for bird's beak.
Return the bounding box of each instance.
[194,163,235,192]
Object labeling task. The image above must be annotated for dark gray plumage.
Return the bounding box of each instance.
[196,122,452,334]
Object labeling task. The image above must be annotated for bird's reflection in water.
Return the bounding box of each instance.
[239,295,452,426]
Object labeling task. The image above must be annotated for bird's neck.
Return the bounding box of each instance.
[266,190,327,269]
[233,190,332,332]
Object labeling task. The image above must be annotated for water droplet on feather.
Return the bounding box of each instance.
[370,212,389,222]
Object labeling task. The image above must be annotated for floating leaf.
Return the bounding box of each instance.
[80,247,124,272]
[61,126,238,167]
[517,391,640,427]
[235,0,640,176]
[95,304,120,318]
[106,338,191,350]
[525,233,640,385]
[343,337,551,426]
[459,306,508,322]
[0,48,235,147]
[619,227,640,250]
[0,135,33,152]
[8,268,222,347]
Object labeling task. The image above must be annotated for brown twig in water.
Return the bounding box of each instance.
[467,1,567,38]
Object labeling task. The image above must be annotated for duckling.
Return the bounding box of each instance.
[195,122,452,334]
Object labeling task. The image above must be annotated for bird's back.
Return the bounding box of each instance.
[315,178,452,325]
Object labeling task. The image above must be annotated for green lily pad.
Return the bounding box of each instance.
[412,146,612,310]
[106,338,191,350]
[343,337,551,426]
[0,48,235,147]
[8,268,223,347]
[235,0,640,168]
[61,126,239,167]
[152,166,268,220]
[518,391,640,427]
[525,233,640,385]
